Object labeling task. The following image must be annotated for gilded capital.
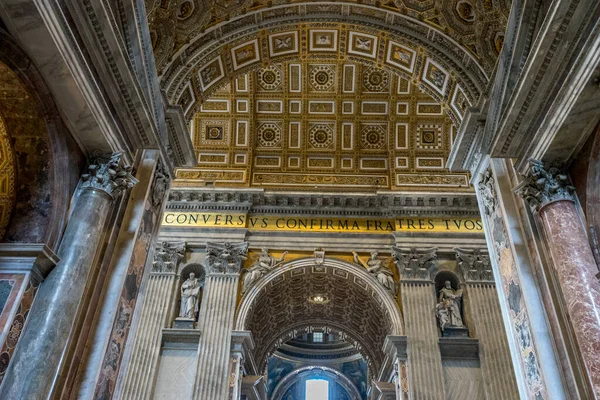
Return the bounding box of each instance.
[81,153,138,199]
[205,242,248,275]
[515,159,575,213]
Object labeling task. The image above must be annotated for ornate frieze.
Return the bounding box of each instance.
[515,159,575,213]
[151,241,186,273]
[206,242,249,275]
[455,248,493,282]
[391,247,438,281]
[81,153,138,199]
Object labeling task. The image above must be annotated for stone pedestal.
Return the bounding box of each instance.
[518,159,600,396]
[0,154,136,400]
[192,242,248,400]
[440,327,468,338]
[173,318,195,329]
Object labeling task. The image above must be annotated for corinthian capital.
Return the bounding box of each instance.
[152,241,186,273]
[455,248,493,282]
[515,159,575,213]
[81,153,138,198]
[206,242,248,275]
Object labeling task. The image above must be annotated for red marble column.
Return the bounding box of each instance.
[538,200,600,397]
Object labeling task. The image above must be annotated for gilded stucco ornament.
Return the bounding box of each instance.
[206,242,249,275]
[81,153,138,198]
[455,247,493,282]
[391,247,438,280]
[152,241,186,273]
[242,248,288,293]
[353,251,396,295]
[515,159,576,213]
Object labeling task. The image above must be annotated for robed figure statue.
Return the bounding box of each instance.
[179,272,201,319]
[435,280,464,331]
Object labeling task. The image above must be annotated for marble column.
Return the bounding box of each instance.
[0,153,137,400]
[392,247,445,400]
[456,248,519,400]
[192,241,248,400]
[517,159,600,396]
[116,241,185,400]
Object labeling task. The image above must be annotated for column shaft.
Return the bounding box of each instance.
[193,273,239,400]
[539,200,600,396]
[0,188,113,399]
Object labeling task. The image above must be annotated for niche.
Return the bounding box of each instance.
[434,271,467,338]
[174,264,205,328]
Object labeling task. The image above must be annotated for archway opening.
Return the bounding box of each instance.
[236,257,404,397]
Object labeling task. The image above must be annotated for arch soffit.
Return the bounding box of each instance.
[235,257,404,333]
[271,365,363,400]
[162,8,490,118]
[235,257,404,373]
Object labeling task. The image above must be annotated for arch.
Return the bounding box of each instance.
[235,257,404,375]
[434,270,461,294]
[271,365,362,400]
[161,8,493,120]
[179,263,206,282]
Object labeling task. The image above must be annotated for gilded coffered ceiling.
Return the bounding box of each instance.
[151,1,510,192]
[176,58,471,191]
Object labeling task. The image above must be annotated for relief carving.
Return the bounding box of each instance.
[352,251,396,295]
[242,249,288,293]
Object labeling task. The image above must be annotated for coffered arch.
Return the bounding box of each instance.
[235,257,404,375]
[162,11,496,120]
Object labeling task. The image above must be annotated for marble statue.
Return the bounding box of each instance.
[435,281,464,331]
[242,249,288,293]
[353,251,396,294]
[179,272,201,319]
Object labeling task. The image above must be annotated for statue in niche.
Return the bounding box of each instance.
[242,249,288,293]
[179,272,201,319]
[435,281,465,331]
[352,251,396,294]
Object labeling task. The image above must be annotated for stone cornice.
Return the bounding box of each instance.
[166,189,480,217]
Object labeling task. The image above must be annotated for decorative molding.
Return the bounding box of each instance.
[515,159,575,213]
[152,241,186,273]
[205,242,248,275]
[455,248,493,282]
[81,153,138,199]
[391,247,438,281]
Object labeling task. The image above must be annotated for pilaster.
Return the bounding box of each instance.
[192,241,248,400]
[456,248,519,400]
[392,247,445,400]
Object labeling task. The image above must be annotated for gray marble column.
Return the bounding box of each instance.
[192,242,248,400]
[0,153,136,400]
[392,247,445,400]
[456,248,519,400]
[116,241,185,400]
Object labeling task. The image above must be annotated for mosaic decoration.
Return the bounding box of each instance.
[0,116,15,240]
[187,60,469,192]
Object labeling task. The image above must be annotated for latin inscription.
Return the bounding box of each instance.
[162,213,482,233]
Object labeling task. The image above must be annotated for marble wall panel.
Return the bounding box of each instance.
[442,359,484,400]
[93,169,165,399]
[153,347,197,400]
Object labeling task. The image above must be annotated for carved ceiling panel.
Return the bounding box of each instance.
[177,59,471,192]
[241,262,395,374]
